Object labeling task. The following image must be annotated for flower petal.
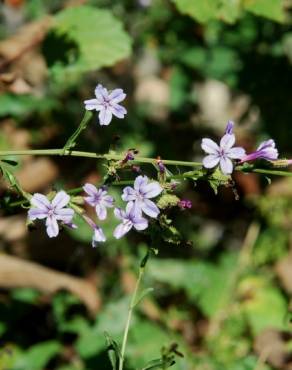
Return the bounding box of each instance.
[202,154,220,169]
[134,175,148,191]
[109,88,126,103]
[110,103,127,118]
[225,120,234,135]
[228,146,246,159]
[219,157,233,175]
[142,182,163,199]
[92,227,106,246]
[133,217,148,231]
[83,183,98,196]
[121,186,136,202]
[28,208,48,220]
[84,99,99,110]
[95,84,108,102]
[201,138,219,155]
[220,134,235,151]
[141,199,160,218]
[102,195,114,207]
[113,221,132,239]
[96,204,107,220]
[30,193,50,210]
[98,108,112,126]
[54,208,74,223]
[52,191,70,209]
[114,207,125,220]
[46,216,59,238]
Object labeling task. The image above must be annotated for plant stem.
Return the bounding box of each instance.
[1,149,292,176]
[0,149,201,167]
[118,251,150,370]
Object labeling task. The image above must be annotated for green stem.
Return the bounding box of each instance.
[118,251,150,370]
[1,149,292,176]
[0,149,202,167]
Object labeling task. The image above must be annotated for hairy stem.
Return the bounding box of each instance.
[119,251,150,370]
[1,149,292,177]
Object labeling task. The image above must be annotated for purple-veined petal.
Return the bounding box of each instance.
[52,191,70,209]
[257,139,275,151]
[228,146,246,159]
[225,120,234,135]
[113,221,132,239]
[95,84,108,102]
[92,227,106,246]
[128,201,142,219]
[84,99,99,110]
[220,134,235,151]
[134,175,148,191]
[133,217,148,231]
[121,186,136,202]
[102,195,114,207]
[110,103,127,119]
[95,204,107,220]
[201,138,219,155]
[114,207,125,220]
[84,196,97,207]
[28,208,48,220]
[202,154,220,169]
[54,208,74,222]
[30,193,50,210]
[108,88,126,103]
[83,183,98,197]
[143,182,163,199]
[98,108,112,126]
[46,216,59,238]
[219,157,233,175]
[141,199,160,218]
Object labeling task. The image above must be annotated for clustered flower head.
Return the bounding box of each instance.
[84,84,127,126]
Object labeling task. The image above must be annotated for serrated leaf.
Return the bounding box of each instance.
[51,5,132,74]
[244,0,285,22]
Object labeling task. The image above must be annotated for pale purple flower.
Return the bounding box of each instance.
[240,139,278,163]
[122,175,163,218]
[83,215,106,247]
[113,202,148,239]
[225,120,234,135]
[83,183,114,220]
[201,133,246,175]
[28,191,74,238]
[84,84,127,126]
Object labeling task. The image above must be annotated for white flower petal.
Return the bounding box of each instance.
[201,138,220,155]
[52,191,70,209]
[220,134,235,151]
[202,154,220,169]
[98,108,112,126]
[30,193,50,211]
[219,157,233,175]
[46,216,59,238]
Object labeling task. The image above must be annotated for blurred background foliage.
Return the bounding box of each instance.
[0,0,292,369]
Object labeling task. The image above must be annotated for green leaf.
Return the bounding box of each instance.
[104,332,121,370]
[14,341,61,370]
[244,0,285,22]
[238,276,287,335]
[141,357,175,370]
[171,0,219,23]
[148,252,238,317]
[51,5,132,74]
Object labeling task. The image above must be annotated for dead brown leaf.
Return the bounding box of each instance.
[0,253,100,314]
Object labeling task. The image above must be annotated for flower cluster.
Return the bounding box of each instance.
[201,121,279,175]
[26,84,282,247]
[27,175,163,246]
